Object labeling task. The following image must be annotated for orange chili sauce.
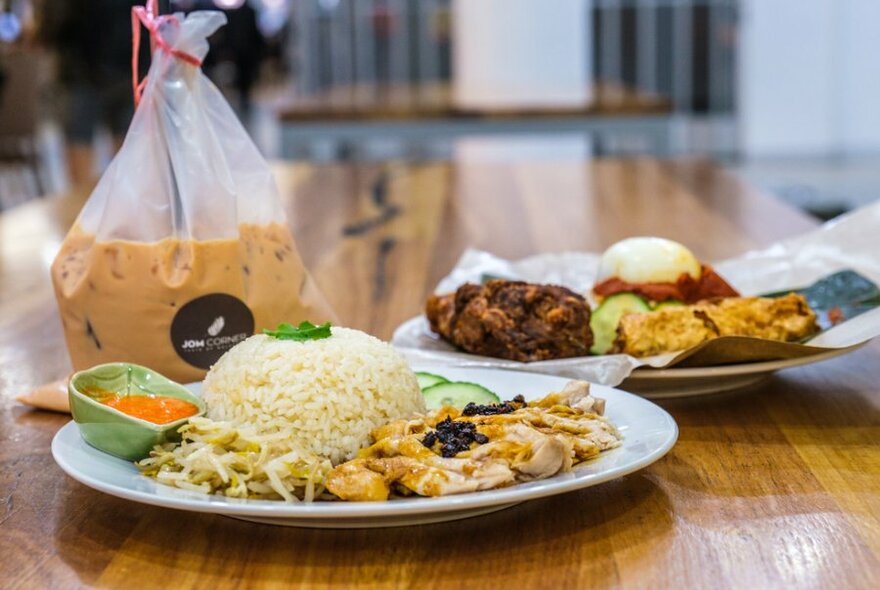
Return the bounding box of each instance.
[83,386,199,425]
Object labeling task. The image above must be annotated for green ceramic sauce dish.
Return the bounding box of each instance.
[69,362,205,461]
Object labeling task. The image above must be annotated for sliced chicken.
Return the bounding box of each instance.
[530,380,606,415]
[514,409,621,452]
[468,423,573,479]
[462,383,620,461]
[326,436,515,501]
[325,380,623,501]
[370,416,429,441]
[325,460,391,501]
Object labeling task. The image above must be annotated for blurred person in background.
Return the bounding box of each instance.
[0,0,36,44]
[210,0,265,118]
[429,4,451,80]
[185,0,265,120]
[1,1,38,121]
[40,0,149,188]
[371,0,395,85]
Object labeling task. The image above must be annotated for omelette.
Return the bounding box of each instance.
[614,293,819,357]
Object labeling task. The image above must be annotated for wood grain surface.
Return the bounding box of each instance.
[1,159,878,589]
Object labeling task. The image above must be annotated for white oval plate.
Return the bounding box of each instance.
[52,367,677,528]
[393,315,866,398]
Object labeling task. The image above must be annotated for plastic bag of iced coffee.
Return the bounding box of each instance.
[51,2,335,383]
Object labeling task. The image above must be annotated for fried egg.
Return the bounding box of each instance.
[597,237,701,284]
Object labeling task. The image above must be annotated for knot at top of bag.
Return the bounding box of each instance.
[131,0,227,107]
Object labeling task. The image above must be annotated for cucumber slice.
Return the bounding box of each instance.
[653,299,685,310]
[421,382,500,411]
[415,371,449,390]
[590,293,651,355]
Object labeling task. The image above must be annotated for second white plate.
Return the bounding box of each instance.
[623,344,864,397]
[392,315,865,398]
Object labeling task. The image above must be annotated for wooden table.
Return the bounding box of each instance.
[277,83,674,158]
[1,159,878,589]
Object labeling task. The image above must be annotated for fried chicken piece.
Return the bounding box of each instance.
[614,293,819,357]
[426,280,593,361]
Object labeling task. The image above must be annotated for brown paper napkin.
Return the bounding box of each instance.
[16,378,71,413]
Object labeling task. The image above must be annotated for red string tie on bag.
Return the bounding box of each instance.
[131,0,202,107]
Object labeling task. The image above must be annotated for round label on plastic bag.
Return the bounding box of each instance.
[170,294,255,369]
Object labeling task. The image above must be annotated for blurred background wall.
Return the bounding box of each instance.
[0,0,878,218]
[739,0,880,157]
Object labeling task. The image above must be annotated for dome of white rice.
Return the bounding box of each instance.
[201,327,425,464]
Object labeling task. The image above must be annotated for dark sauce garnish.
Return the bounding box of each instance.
[461,394,527,417]
[421,416,489,458]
